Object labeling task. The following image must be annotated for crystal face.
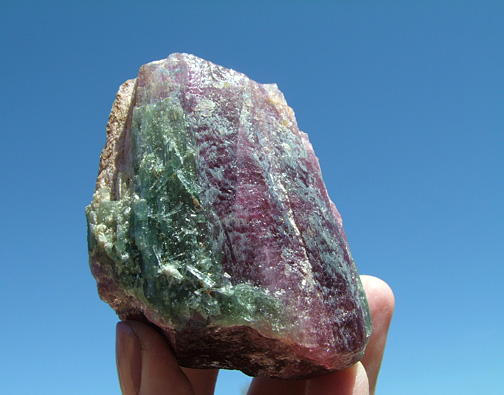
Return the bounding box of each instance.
[86,53,372,379]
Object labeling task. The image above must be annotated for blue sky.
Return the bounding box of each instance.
[1,1,503,394]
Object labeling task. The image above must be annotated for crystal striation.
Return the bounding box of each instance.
[86,53,372,379]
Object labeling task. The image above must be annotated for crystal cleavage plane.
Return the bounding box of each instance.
[86,53,372,379]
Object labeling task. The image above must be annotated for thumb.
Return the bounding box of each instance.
[116,321,194,395]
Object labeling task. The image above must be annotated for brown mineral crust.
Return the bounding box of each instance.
[89,251,144,321]
[169,326,350,380]
[95,78,136,199]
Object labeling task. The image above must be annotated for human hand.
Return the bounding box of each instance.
[116,275,394,395]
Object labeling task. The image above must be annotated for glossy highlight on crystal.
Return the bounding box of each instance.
[86,53,371,379]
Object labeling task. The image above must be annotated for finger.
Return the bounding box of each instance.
[116,320,194,395]
[306,362,369,395]
[247,377,307,395]
[116,322,142,395]
[181,367,219,395]
[359,276,395,394]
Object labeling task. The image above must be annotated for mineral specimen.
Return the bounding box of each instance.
[86,53,371,379]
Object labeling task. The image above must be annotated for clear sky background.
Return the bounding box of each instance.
[1,1,503,394]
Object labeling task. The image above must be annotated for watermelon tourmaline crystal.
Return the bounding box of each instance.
[86,53,372,379]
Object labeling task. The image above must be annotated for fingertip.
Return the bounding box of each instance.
[360,275,395,318]
[359,276,395,394]
[116,321,194,395]
[247,376,306,395]
[353,362,370,395]
[116,322,142,395]
[307,362,369,395]
[181,367,219,395]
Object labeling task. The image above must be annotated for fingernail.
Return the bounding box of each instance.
[116,322,142,395]
[353,362,370,395]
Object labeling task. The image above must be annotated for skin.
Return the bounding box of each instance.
[116,275,395,395]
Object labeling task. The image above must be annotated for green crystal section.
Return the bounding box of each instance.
[86,97,287,333]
